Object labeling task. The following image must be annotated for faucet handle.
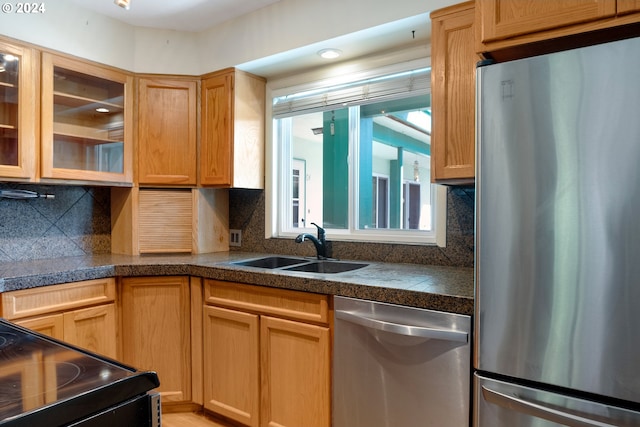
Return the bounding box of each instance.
[310,222,325,240]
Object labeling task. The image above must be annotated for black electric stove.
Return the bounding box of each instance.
[0,319,160,426]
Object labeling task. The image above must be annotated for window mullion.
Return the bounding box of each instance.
[348,106,359,234]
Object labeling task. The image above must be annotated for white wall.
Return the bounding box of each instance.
[0,1,136,70]
[196,0,452,73]
[132,27,201,74]
[0,0,454,75]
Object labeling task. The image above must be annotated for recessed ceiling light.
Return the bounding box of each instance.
[96,107,110,113]
[114,0,130,10]
[317,49,342,59]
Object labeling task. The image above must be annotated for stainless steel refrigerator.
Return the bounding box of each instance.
[475,35,640,426]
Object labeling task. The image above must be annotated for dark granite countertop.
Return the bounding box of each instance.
[0,252,474,315]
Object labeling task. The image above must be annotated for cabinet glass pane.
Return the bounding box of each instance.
[0,52,19,167]
[53,66,124,173]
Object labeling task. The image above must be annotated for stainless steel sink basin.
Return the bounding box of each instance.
[233,256,368,274]
[284,260,368,274]
[233,256,307,269]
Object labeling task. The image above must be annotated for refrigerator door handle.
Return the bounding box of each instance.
[335,310,468,343]
[481,385,618,427]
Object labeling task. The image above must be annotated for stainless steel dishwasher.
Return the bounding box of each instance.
[333,296,471,427]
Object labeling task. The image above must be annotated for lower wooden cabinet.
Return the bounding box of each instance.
[14,312,64,340]
[120,276,193,405]
[204,304,260,426]
[62,304,118,358]
[203,280,331,427]
[260,315,330,427]
[1,278,118,359]
[0,275,332,424]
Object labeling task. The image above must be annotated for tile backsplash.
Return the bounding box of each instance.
[0,183,111,262]
[0,182,475,268]
[229,186,475,268]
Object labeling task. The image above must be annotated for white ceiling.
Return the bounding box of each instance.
[69,0,282,32]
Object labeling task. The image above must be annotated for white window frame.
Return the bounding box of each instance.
[265,58,447,247]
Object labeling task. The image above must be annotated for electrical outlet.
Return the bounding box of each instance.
[229,229,242,247]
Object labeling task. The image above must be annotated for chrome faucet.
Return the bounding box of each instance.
[295,222,331,259]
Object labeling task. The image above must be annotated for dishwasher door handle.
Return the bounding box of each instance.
[335,309,468,343]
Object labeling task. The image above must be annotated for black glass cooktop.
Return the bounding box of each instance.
[0,319,159,426]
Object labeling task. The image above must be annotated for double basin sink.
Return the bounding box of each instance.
[233,256,368,274]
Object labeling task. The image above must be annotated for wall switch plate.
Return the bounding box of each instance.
[230,229,242,247]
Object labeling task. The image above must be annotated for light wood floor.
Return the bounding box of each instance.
[162,412,232,427]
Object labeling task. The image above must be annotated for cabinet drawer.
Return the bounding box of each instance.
[2,278,116,320]
[204,280,329,325]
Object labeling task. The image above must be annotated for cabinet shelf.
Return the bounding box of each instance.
[54,132,123,146]
[0,127,18,166]
[53,92,124,111]
[54,121,123,145]
[0,85,18,118]
[53,133,124,174]
[0,81,16,89]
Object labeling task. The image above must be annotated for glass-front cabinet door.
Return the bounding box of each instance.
[41,53,133,184]
[0,40,37,180]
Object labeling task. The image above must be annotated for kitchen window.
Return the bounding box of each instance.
[270,62,446,245]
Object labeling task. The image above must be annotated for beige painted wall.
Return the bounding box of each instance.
[0,0,455,75]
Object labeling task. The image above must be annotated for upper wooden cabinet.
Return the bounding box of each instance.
[137,77,198,185]
[430,2,476,183]
[201,68,265,188]
[477,0,640,57]
[41,52,133,184]
[478,0,616,42]
[0,40,37,180]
